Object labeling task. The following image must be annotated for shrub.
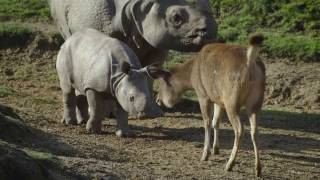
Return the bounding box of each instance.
[0,22,35,47]
[0,0,50,20]
[211,0,320,61]
[265,32,320,61]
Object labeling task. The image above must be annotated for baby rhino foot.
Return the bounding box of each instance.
[77,119,87,125]
[115,129,134,138]
[61,117,77,125]
[86,122,101,134]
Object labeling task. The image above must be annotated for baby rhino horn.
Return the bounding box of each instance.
[120,61,131,74]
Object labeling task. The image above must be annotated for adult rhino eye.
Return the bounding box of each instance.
[130,96,135,102]
[173,13,181,22]
[171,12,182,26]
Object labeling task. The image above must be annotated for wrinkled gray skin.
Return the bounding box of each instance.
[56,29,168,136]
[50,0,218,67]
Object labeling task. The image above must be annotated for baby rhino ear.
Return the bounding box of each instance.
[146,66,171,80]
[120,61,131,74]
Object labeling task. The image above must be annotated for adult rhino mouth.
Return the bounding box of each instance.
[179,28,214,52]
[187,28,208,39]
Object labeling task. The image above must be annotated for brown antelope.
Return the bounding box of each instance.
[157,34,265,177]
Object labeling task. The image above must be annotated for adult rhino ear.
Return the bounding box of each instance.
[196,0,212,14]
[130,0,158,38]
[120,61,131,74]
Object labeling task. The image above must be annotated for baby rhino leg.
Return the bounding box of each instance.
[61,87,77,125]
[85,89,106,133]
[57,47,76,125]
[114,103,133,138]
[75,90,89,124]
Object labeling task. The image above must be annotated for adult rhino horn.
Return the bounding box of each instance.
[196,0,212,13]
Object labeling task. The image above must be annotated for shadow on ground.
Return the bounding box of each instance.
[131,124,319,149]
[260,110,320,134]
[161,98,320,133]
[131,99,320,164]
[161,98,201,114]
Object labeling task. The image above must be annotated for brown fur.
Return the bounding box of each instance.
[157,35,265,177]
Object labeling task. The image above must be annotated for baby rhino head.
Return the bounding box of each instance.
[115,62,171,118]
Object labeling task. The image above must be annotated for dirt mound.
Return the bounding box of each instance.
[264,59,320,111]
[0,145,50,180]
[0,105,31,141]
[0,105,80,180]
[0,106,49,180]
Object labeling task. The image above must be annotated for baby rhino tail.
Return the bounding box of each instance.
[247,34,264,65]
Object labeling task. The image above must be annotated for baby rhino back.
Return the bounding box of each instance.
[56,28,141,94]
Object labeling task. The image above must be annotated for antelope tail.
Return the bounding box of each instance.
[247,34,264,65]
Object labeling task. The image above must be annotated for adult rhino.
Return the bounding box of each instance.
[49,0,218,67]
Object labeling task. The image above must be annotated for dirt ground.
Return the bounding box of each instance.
[0,31,319,179]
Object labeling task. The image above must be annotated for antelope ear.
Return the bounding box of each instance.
[146,66,171,81]
[120,61,131,74]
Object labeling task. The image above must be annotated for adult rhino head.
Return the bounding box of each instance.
[112,0,218,52]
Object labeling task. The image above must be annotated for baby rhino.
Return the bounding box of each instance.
[157,34,265,177]
[56,28,167,137]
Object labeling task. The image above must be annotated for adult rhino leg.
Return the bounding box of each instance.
[104,98,117,119]
[85,89,106,133]
[75,90,89,125]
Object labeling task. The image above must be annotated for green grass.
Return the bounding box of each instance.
[29,97,58,105]
[218,29,320,61]
[0,141,55,162]
[164,51,192,69]
[0,139,9,146]
[0,22,35,47]
[14,64,35,81]
[265,32,320,61]
[0,22,34,38]
[0,85,16,97]
[23,149,55,161]
[0,0,50,20]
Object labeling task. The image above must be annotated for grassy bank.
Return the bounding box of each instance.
[0,0,49,21]
[211,0,320,61]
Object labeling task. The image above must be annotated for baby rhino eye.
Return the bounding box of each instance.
[129,96,135,102]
